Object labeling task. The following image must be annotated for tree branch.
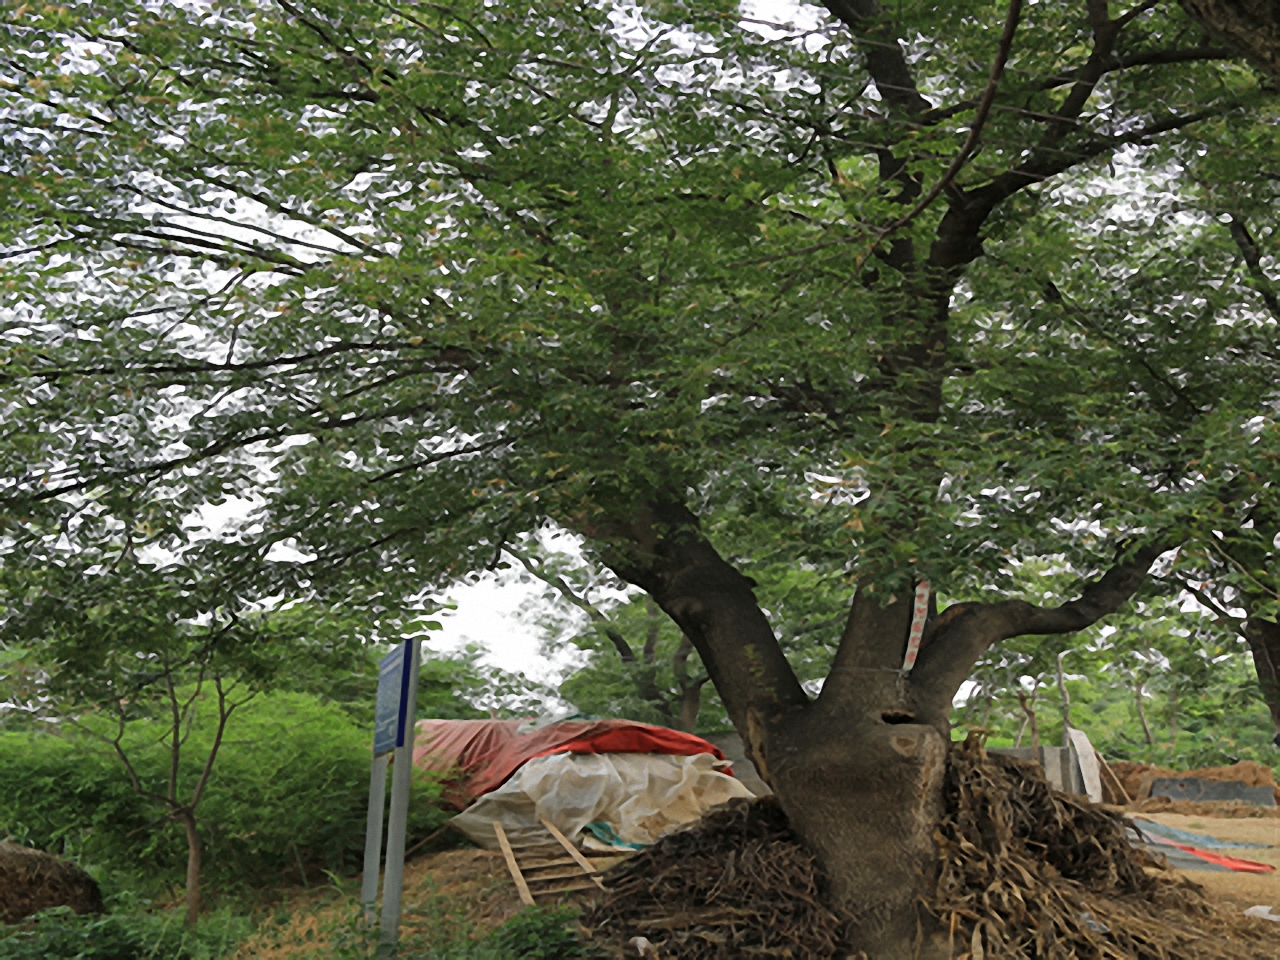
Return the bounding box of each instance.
[1227,213,1280,317]
[190,676,243,811]
[504,546,637,662]
[931,102,1227,268]
[1035,44,1235,89]
[592,499,808,735]
[909,542,1170,718]
[820,0,933,118]
[875,0,1024,246]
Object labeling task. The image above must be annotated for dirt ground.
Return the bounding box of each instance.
[1137,812,1280,915]
[234,810,1280,958]
[232,847,528,960]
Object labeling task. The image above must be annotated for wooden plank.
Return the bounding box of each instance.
[493,822,535,907]
[525,867,601,882]
[509,860,576,875]
[1095,751,1133,805]
[522,865,583,880]
[539,817,606,890]
[531,880,602,898]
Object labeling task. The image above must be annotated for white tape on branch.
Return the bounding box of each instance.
[901,580,931,674]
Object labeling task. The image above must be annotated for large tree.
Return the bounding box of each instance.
[2,0,1277,953]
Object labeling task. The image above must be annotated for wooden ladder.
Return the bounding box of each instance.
[493,817,607,906]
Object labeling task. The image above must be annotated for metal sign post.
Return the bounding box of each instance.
[360,639,421,955]
[359,752,389,926]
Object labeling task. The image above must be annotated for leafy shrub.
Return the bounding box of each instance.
[483,907,597,960]
[294,898,596,960]
[0,691,450,896]
[0,905,250,960]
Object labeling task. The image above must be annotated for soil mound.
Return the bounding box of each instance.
[1111,760,1280,805]
[0,842,103,924]
[1130,795,1280,818]
[584,742,1280,959]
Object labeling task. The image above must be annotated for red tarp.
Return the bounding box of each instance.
[1164,840,1276,874]
[413,718,728,809]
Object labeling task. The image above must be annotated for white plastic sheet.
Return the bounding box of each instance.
[450,751,754,850]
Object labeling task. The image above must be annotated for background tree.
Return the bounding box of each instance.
[0,564,387,925]
[2,0,1277,952]
[509,539,847,731]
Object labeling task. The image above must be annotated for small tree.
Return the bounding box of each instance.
[2,568,379,924]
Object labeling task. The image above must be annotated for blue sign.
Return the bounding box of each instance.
[374,641,413,757]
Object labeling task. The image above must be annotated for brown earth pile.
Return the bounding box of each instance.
[585,743,1280,959]
[1128,795,1280,819]
[0,842,103,924]
[1110,760,1280,805]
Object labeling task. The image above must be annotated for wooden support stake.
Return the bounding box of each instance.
[539,817,606,890]
[1095,751,1133,805]
[493,822,535,906]
[403,823,455,861]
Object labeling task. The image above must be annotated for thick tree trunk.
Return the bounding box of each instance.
[766,591,949,955]
[1244,616,1280,743]
[179,812,201,927]
[770,707,947,955]
[606,512,950,953]
[599,501,1165,957]
[1179,0,1280,80]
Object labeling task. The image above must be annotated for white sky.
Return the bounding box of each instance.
[430,574,559,681]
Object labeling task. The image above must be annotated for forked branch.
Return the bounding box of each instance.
[909,542,1170,715]
[874,0,1024,244]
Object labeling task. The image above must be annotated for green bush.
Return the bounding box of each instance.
[483,907,597,960]
[0,691,450,897]
[0,905,250,960]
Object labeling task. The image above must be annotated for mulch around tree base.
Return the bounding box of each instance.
[582,740,1280,959]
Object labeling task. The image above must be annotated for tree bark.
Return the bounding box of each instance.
[1016,686,1040,750]
[770,589,949,955]
[677,680,705,733]
[671,634,709,733]
[179,811,201,927]
[598,498,1166,956]
[1135,679,1154,745]
[1179,0,1280,80]
[1244,615,1280,743]
[1056,651,1072,747]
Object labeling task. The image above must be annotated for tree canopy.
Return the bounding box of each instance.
[3,0,1275,712]
[2,0,1278,945]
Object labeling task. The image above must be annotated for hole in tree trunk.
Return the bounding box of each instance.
[881,710,916,725]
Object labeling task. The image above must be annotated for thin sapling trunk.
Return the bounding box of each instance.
[1135,679,1155,745]
[1056,651,1072,747]
[100,666,247,927]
